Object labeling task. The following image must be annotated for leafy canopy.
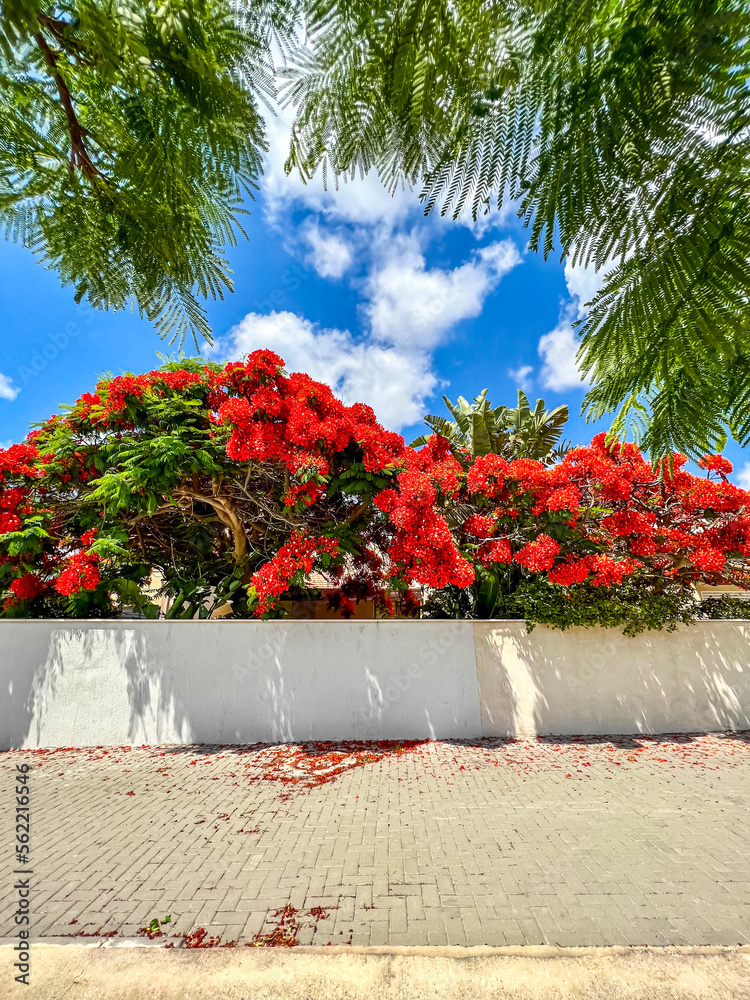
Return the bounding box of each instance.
[0,351,422,619]
[283,0,750,461]
[0,0,297,347]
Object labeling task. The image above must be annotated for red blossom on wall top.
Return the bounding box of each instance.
[513,534,560,571]
[250,534,341,616]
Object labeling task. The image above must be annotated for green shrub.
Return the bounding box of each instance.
[422,577,750,636]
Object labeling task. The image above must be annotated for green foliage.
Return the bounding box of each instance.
[1,356,407,619]
[0,0,298,347]
[493,579,700,638]
[110,578,160,619]
[695,596,750,620]
[473,565,500,618]
[325,459,393,498]
[411,388,569,463]
[421,582,476,620]
[285,0,750,460]
[421,572,715,637]
[2,573,121,617]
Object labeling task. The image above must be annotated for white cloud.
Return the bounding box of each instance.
[735,463,750,491]
[211,311,437,430]
[218,105,524,435]
[450,195,523,239]
[563,259,609,318]
[0,373,19,402]
[538,310,591,392]
[262,109,415,229]
[365,235,521,350]
[262,106,518,238]
[508,365,533,392]
[303,223,353,279]
[534,254,617,392]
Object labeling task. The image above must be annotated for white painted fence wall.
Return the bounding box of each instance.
[1,620,749,749]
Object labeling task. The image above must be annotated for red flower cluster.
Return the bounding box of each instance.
[547,557,590,586]
[478,538,512,566]
[0,511,21,534]
[4,359,750,617]
[466,455,510,499]
[587,555,639,587]
[690,547,726,573]
[405,435,463,497]
[250,533,341,615]
[216,354,404,491]
[463,514,496,537]
[462,432,750,591]
[545,484,581,513]
[514,534,560,571]
[10,573,46,601]
[1,441,103,603]
[375,471,474,589]
[55,552,101,597]
[699,455,733,478]
[0,443,39,482]
[0,445,44,606]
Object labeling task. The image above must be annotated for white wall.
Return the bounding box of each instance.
[0,620,480,749]
[474,621,750,737]
[1,620,749,749]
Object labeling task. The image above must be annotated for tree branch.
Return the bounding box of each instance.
[33,26,108,183]
[177,488,250,565]
[345,499,372,525]
[36,12,91,63]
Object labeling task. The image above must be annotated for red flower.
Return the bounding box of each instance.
[548,559,590,586]
[10,573,46,601]
[55,553,101,596]
[690,547,725,574]
[466,455,510,498]
[588,556,638,587]
[478,538,512,566]
[514,534,560,571]
[249,534,341,615]
[0,511,21,533]
[463,514,496,537]
[375,471,474,589]
[699,455,733,478]
[5,351,750,617]
[546,484,581,513]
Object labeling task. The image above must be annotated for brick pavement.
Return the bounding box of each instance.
[2,735,749,948]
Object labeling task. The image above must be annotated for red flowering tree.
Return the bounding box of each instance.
[460,437,750,586]
[420,433,750,631]
[0,352,471,619]
[3,354,750,633]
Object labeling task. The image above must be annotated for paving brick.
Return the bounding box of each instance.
[1,734,748,948]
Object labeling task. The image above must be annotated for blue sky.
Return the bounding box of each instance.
[2,111,749,483]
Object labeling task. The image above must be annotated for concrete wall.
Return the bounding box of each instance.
[1,620,749,749]
[474,621,750,737]
[0,620,480,749]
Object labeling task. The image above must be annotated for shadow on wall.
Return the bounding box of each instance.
[0,621,482,749]
[473,620,750,738]
[3,620,749,749]
[1,624,162,750]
